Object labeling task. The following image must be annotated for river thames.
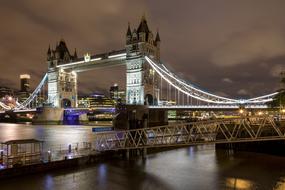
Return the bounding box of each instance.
[1,123,285,190]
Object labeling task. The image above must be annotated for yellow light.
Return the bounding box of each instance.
[239,109,244,114]
[282,109,285,113]
[258,111,263,116]
[226,178,255,189]
[20,74,31,79]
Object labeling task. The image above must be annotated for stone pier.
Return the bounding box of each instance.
[33,107,64,124]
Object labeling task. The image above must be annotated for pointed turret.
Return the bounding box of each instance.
[137,15,150,34]
[155,30,161,42]
[73,48,78,59]
[54,38,71,61]
[126,22,132,45]
[47,45,52,61]
[127,22,132,36]
[47,45,51,54]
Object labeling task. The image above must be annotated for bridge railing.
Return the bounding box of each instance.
[94,116,285,151]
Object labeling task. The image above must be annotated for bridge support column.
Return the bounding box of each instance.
[141,148,147,159]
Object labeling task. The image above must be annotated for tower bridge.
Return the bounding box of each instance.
[0,16,279,112]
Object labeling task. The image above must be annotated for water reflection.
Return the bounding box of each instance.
[1,124,285,189]
[0,123,95,149]
[274,177,285,190]
[225,178,256,190]
[44,175,54,190]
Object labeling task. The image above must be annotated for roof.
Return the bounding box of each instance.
[137,17,150,34]
[2,139,43,145]
[55,39,71,60]
[155,31,161,42]
[127,22,132,36]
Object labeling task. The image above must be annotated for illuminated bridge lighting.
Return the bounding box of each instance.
[0,54,278,111]
[145,56,278,106]
[108,53,127,59]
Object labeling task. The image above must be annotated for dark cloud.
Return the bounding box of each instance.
[0,0,284,98]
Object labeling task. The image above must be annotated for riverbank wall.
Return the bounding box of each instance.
[216,140,285,156]
[0,151,115,179]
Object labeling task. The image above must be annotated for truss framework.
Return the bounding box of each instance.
[94,116,285,151]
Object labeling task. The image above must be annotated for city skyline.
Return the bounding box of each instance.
[0,1,285,98]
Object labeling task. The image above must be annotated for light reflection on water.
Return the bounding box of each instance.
[225,178,255,190]
[0,123,285,189]
[0,123,95,149]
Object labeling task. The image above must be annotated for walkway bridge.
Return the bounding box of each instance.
[94,116,285,151]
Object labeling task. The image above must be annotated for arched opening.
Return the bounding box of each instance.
[144,94,153,105]
[61,98,71,108]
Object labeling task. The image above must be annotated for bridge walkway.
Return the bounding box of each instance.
[93,116,285,151]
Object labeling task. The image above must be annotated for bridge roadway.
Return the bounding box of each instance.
[0,104,272,114]
[94,116,285,151]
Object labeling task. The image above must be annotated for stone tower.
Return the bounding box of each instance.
[126,16,161,105]
[47,39,78,108]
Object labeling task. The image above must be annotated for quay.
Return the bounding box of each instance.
[0,139,114,179]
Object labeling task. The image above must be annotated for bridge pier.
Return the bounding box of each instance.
[113,105,167,159]
[113,105,168,130]
[148,109,168,127]
[124,148,147,160]
[33,107,64,124]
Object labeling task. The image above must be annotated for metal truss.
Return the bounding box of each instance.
[94,116,285,151]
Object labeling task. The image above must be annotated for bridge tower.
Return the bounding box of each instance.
[47,39,78,108]
[126,16,161,105]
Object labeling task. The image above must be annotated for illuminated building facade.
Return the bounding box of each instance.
[47,39,78,108]
[109,84,126,103]
[88,94,114,108]
[78,93,115,108]
[126,15,161,105]
[0,86,14,98]
[20,74,30,92]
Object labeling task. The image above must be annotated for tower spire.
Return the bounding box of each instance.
[47,45,51,54]
[137,13,149,33]
[155,29,161,42]
[141,12,146,21]
[127,22,131,36]
[73,48,78,59]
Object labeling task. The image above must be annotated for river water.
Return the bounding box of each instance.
[1,123,285,190]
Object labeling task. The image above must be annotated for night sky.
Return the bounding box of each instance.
[0,0,284,99]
